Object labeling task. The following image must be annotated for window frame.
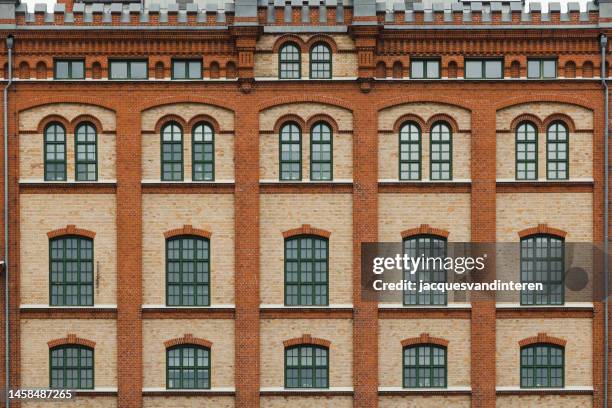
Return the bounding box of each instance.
[520,234,565,306]
[160,122,184,181]
[166,344,211,390]
[165,235,211,307]
[53,59,85,80]
[399,121,422,180]
[74,122,98,182]
[527,58,558,79]
[171,59,203,80]
[402,344,447,388]
[410,58,441,79]
[403,234,448,306]
[191,122,215,181]
[429,121,452,180]
[284,235,329,306]
[279,42,302,80]
[44,123,67,182]
[515,121,539,180]
[279,122,302,181]
[284,344,329,389]
[464,58,504,79]
[49,345,94,390]
[546,121,569,180]
[108,59,148,80]
[49,235,94,307]
[309,121,333,181]
[309,42,332,79]
[520,343,564,388]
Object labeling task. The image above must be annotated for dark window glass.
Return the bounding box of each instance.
[520,344,564,388]
[192,123,215,181]
[44,123,67,181]
[50,346,94,389]
[54,60,85,79]
[161,123,183,181]
[403,344,447,388]
[430,122,452,180]
[465,59,503,79]
[279,122,302,180]
[167,345,210,389]
[50,236,94,306]
[516,122,538,180]
[403,235,447,305]
[310,43,332,79]
[109,60,148,79]
[528,59,557,79]
[310,122,332,180]
[172,60,202,80]
[399,122,421,180]
[166,236,210,306]
[75,123,97,181]
[410,59,440,79]
[285,236,328,306]
[520,235,564,305]
[285,345,328,388]
[279,43,301,79]
[547,122,568,180]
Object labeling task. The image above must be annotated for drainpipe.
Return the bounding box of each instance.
[601,33,609,408]
[3,33,12,408]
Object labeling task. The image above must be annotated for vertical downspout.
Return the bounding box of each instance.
[601,33,609,408]
[3,34,12,408]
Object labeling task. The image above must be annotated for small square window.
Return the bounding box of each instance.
[54,60,85,80]
[528,58,557,79]
[465,59,503,79]
[109,60,148,80]
[172,60,202,80]
[410,59,440,79]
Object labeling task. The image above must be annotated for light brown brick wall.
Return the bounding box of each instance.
[496,193,593,242]
[260,319,353,387]
[142,194,235,305]
[260,396,353,407]
[496,318,592,387]
[496,395,592,407]
[20,194,117,305]
[143,396,235,407]
[142,319,235,388]
[21,319,117,387]
[496,102,593,130]
[259,194,352,305]
[22,397,118,408]
[19,103,117,132]
[378,319,471,387]
[379,395,471,407]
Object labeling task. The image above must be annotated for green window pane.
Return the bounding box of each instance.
[192,123,215,181]
[430,122,452,180]
[285,345,328,388]
[44,123,67,181]
[75,123,97,181]
[49,236,93,306]
[310,122,333,180]
[166,236,210,306]
[166,345,210,389]
[546,122,569,180]
[49,346,94,389]
[403,345,447,388]
[516,121,538,180]
[279,122,302,180]
[279,43,301,79]
[520,344,564,388]
[161,123,183,181]
[403,235,447,305]
[309,43,331,79]
[520,235,564,305]
[285,236,328,306]
[399,122,421,180]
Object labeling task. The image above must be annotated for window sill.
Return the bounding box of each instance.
[378,386,471,395]
[496,178,594,183]
[378,179,471,183]
[378,303,472,309]
[141,179,235,184]
[496,302,593,309]
[496,386,593,395]
[142,387,235,396]
[259,387,353,396]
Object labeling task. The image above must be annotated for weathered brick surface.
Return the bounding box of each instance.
[260,396,353,408]
[379,396,471,407]
[143,396,235,407]
[496,395,592,407]
[22,397,118,408]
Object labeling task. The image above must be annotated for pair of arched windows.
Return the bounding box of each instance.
[44,122,97,181]
[279,121,333,181]
[161,122,215,181]
[516,121,569,180]
[399,121,452,181]
[279,43,332,79]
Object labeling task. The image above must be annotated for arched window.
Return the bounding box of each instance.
[520,344,564,388]
[192,122,215,181]
[50,236,94,306]
[75,123,97,181]
[167,344,211,389]
[309,43,331,79]
[50,345,94,389]
[285,235,328,306]
[516,122,538,180]
[161,122,183,181]
[403,235,447,305]
[279,122,302,181]
[166,235,210,306]
[310,122,332,180]
[520,235,564,305]
[285,344,328,388]
[546,122,569,180]
[44,123,66,181]
[399,122,421,180]
[403,344,447,388]
[429,122,452,180]
[279,43,301,79]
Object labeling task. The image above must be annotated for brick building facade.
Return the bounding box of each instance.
[0,0,610,406]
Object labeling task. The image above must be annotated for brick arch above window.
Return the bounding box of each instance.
[154,115,188,134]
[425,114,459,133]
[305,114,339,133]
[48,333,96,349]
[164,333,212,349]
[518,332,567,348]
[71,115,104,134]
[401,224,449,239]
[164,225,212,240]
[283,334,331,348]
[272,34,307,53]
[510,114,544,133]
[187,115,221,135]
[517,224,567,239]
[393,114,427,133]
[273,115,306,134]
[37,115,72,134]
[401,333,449,348]
[543,114,576,133]
[283,224,331,239]
[305,35,338,53]
[47,225,96,240]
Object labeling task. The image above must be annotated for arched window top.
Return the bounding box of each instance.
[310,42,331,55]
[161,122,183,141]
[517,121,538,133]
[400,121,421,136]
[50,344,94,389]
[547,121,569,135]
[520,343,564,388]
[280,121,301,138]
[285,343,329,388]
[280,42,301,57]
[430,121,451,136]
[403,343,447,388]
[166,343,211,389]
[75,122,96,135]
[192,122,214,142]
[45,122,66,139]
[311,121,332,135]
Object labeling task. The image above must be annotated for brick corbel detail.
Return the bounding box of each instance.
[47,224,96,239]
[400,333,449,348]
[164,333,212,349]
[282,224,331,239]
[517,224,567,239]
[283,334,331,348]
[48,333,96,349]
[518,333,567,347]
[401,224,450,239]
[164,225,212,239]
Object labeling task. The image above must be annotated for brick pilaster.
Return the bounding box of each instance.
[116,109,143,407]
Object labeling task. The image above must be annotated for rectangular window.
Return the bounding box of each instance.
[172,59,202,80]
[528,59,557,79]
[410,59,440,79]
[464,59,503,79]
[54,60,85,80]
[109,60,148,80]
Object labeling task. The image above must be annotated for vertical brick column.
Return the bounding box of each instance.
[115,108,143,407]
[352,101,378,408]
[470,106,496,408]
[234,101,260,407]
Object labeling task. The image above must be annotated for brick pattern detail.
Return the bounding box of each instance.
[47,334,96,349]
[517,224,568,239]
[46,224,96,239]
[163,333,213,349]
[283,334,332,348]
[400,224,450,239]
[518,333,567,348]
[282,224,332,239]
[163,225,212,239]
[400,333,450,348]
